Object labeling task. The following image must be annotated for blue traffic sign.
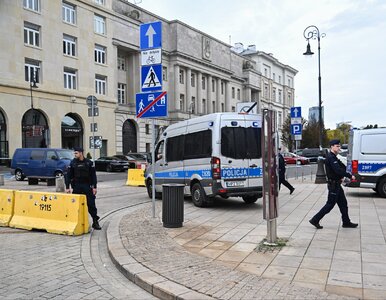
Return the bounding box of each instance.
[140,21,162,50]
[141,64,162,92]
[291,124,302,135]
[290,106,302,118]
[136,91,167,118]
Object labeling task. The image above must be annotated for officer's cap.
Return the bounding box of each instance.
[329,139,340,146]
[73,146,84,152]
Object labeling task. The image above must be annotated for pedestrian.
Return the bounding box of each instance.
[278,148,295,194]
[65,147,101,230]
[309,139,358,229]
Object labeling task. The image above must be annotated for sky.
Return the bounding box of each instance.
[136,0,386,129]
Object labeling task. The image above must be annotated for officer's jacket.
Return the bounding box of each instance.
[325,151,351,181]
[65,158,97,188]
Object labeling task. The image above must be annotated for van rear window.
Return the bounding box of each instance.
[221,127,261,159]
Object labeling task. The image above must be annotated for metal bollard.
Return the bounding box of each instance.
[55,176,65,192]
[162,184,184,228]
[0,174,4,185]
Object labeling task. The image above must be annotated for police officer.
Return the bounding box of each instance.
[278,148,295,194]
[309,139,358,229]
[65,147,101,230]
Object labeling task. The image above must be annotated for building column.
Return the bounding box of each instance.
[197,71,202,114]
[207,75,212,113]
[225,81,231,112]
[173,64,180,110]
[216,78,221,112]
[245,86,252,102]
[186,68,192,114]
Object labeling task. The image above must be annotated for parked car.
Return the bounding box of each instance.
[301,148,328,163]
[113,154,148,169]
[11,148,73,181]
[94,156,129,172]
[282,152,310,165]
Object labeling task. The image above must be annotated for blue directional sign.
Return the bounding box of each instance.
[141,64,162,92]
[291,124,302,135]
[290,106,302,118]
[136,91,167,118]
[140,21,162,50]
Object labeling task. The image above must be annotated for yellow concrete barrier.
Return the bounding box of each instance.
[126,169,145,187]
[9,191,89,235]
[0,189,15,227]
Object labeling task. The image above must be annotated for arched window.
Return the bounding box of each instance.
[0,109,8,158]
[61,113,83,149]
[22,109,49,148]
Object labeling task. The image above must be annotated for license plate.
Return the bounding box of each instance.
[226,181,245,187]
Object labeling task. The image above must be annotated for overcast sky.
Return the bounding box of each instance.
[136,0,386,129]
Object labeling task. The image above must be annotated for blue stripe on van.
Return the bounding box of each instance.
[154,167,263,179]
[358,162,386,173]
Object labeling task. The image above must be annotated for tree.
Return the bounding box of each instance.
[281,114,307,151]
[301,119,328,148]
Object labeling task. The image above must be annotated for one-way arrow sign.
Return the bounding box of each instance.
[140,21,162,50]
[290,106,302,118]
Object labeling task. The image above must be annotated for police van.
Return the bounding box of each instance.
[346,128,386,197]
[145,112,263,207]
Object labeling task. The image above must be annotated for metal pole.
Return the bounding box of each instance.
[152,119,156,218]
[92,97,95,161]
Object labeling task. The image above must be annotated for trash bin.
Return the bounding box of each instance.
[56,176,65,192]
[162,183,184,228]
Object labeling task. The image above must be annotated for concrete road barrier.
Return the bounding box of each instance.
[0,189,15,226]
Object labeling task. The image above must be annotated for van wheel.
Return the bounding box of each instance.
[146,179,161,199]
[242,195,258,204]
[15,169,24,181]
[191,183,208,207]
[377,178,386,198]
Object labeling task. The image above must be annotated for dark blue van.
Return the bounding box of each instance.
[11,148,73,181]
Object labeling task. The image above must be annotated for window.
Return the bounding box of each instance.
[62,2,76,24]
[94,0,105,5]
[184,130,212,160]
[117,55,125,70]
[191,73,195,87]
[25,59,40,83]
[166,136,184,162]
[202,99,206,114]
[278,89,282,103]
[232,87,235,98]
[117,83,126,104]
[145,124,150,134]
[279,75,281,84]
[63,34,76,56]
[31,150,45,160]
[272,87,276,102]
[237,88,240,100]
[221,127,262,159]
[264,83,269,98]
[231,106,235,112]
[24,22,40,47]
[273,73,276,81]
[155,140,164,162]
[264,68,267,77]
[162,66,167,81]
[202,76,206,89]
[190,97,196,114]
[221,82,224,95]
[221,103,224,112]
[212,79,215,92]
[212,101,215,113]
[95,75,107,95]
[64,68,76,89]
[288,78,291,87]
[179,69,184,84]
[287,92,291,104]
[94,15,106,35]
[179,94,185,111]
[94,44,106,64]
[278,112,282,127]
[24,0,40,12]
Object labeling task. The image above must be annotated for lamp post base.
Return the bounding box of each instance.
[315,158,327,184]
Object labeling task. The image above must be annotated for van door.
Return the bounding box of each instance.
[164,135,185,187]
[29,149,46,177]
[220,115,250,190]
[245,118,263,189]
[153,140,165,191]
[45,149,58,176]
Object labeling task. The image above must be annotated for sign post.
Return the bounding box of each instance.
[139,21,165,218]
[87,96,98,161]
[290,106,302,177]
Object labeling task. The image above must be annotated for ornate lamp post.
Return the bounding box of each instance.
[303,25,326,184]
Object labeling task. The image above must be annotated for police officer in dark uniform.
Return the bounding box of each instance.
[278,148,295,194]
[65,147,101,230]
[309,139,358,229]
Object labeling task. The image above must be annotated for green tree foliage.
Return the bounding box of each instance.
[300,119,328,148]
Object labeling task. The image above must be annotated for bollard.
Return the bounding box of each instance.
[56,176,65,192]
[0,174,4,186]
[162,184,184,228]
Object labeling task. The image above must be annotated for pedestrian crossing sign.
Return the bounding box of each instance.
[141,64,162,92]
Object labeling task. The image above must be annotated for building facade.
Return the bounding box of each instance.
[0,0,297,161]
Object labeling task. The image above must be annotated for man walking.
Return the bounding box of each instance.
[65,147,101,230]
[278,148,295,194]
[309,139,358,229]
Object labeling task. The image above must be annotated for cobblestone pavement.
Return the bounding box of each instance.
[0,178,155,300]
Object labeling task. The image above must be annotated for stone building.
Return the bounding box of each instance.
[0,0,297,162]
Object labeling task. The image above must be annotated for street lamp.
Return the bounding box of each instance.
[30,70,38,109]
[303,25,326,184]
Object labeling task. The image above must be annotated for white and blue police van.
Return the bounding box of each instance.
[346,128,386,197]
[145,112,263,207]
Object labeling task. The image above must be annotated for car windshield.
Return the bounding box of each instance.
[128,153,146,160]
[57,150,74,160]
